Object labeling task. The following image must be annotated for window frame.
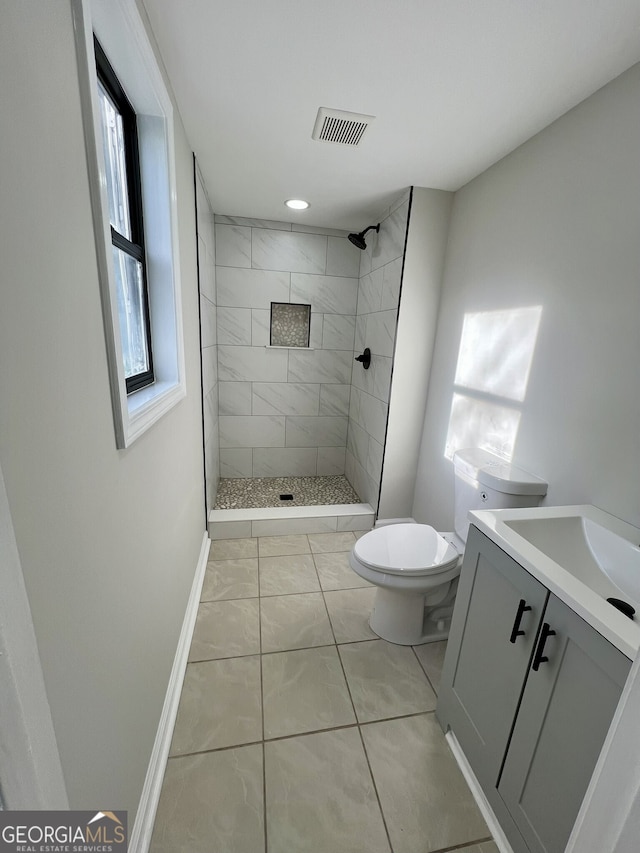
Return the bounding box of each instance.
[72,0,186,449]
[94,37,154,395]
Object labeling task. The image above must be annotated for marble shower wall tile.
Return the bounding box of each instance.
[317,446,346,475]
[319,384,351,416]
[322,314,356,350]
[326,236,361,277]
[351,354,393,403]
[216,307,252,345]
[357,266,384,315]
[252,229,327,274]
[371,200,410,272]
[214,224,251,268]
[215,214,291,230]
[366,310,397,358]
[219,415,285,448]
[286,416,348,448]
[218,382,252,416]
[216,266,290,308]
[252,382,320,416]
[252,447,318,477]
[381,257,403,310]
[251,308,270,345]
[200,294,217,348]
[291,273,358,315]
[219,448,253,478]
[288,349,353,385]
[218,345,288,382]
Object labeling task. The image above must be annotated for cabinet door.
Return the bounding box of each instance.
[498,593,631,853]
[437,526,548,791]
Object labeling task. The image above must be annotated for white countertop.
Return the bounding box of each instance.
[470,504,640,659]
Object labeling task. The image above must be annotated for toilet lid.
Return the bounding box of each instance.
[353,524,459,576]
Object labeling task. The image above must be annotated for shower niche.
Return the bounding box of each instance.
[270,302,311,348]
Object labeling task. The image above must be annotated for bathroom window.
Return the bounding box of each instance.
[95,39,154,394]
[73,0,186,449]
[270,302,311,347]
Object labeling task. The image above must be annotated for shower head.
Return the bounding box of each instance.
[348,223,380,250]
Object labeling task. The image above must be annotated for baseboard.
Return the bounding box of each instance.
[129,530,210,853]
[445,731,514,853]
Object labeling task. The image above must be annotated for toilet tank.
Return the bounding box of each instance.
[453,448,548,543]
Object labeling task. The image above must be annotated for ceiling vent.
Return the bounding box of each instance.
[312,107,375,146]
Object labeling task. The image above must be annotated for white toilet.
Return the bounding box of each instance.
[350,448,548,645]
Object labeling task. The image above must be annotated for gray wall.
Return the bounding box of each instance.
[346,191,410,509]
[413,63,640,530]
[0,2,205,819]
[215,216,360,479]
[196,167,220,511]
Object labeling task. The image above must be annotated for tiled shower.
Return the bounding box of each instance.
[196,175,411,516]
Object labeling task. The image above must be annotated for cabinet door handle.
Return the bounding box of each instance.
[509,599,532,643]
[532,622,556,671]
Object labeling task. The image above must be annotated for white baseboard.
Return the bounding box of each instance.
[129,531,210,853]
[445,731,514,853]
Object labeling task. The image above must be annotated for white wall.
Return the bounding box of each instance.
[0,3,205,820]
[413,63,640,530]
[378,187,453,519]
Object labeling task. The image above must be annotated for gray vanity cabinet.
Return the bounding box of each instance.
[498,592,630,853]
[436,526,549,792]
[437,525,631,853]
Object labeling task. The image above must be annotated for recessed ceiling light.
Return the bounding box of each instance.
[285,198,310,210]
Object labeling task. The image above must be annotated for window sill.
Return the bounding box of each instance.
[124,379,186,447]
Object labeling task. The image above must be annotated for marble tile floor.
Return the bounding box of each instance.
[214,474,361,509]
[150,532,497,853]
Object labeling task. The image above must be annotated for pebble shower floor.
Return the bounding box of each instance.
[214,475,361,509]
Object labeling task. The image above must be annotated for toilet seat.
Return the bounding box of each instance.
[353,523,459,576]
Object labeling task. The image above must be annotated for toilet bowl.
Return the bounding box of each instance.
[350,523,464,645]
[349,447,549,646]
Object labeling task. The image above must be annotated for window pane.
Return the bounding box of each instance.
[98,81,132,239]
[112,247,150,379]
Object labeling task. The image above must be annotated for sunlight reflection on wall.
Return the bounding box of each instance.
[445,306,542,461]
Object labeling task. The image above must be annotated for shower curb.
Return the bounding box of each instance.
[208,503,375,539]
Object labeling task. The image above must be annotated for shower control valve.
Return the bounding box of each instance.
[354,348,371,370]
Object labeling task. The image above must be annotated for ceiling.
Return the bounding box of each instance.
[142,0,640,231]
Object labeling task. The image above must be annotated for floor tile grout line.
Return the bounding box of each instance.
[357,725,394,852]
[262,740,268,853]
[166,710,443,762]
[429,839,495,853]
[410,644,440,698]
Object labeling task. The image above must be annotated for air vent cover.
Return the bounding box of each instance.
[312,107,375,146]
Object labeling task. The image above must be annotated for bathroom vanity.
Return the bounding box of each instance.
[437,506,640,853]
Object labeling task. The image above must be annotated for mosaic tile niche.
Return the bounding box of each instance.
[270,302,311,347]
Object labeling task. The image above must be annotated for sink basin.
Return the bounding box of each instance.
[470,505,640,657]
[503,515,640,609]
